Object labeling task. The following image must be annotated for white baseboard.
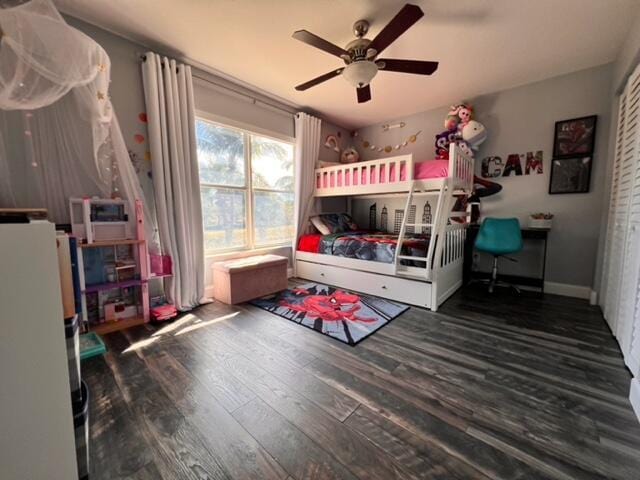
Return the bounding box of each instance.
[589,289,598,305]
[631,378,640,424]
[543,281,591,299]
[287,267,294,278]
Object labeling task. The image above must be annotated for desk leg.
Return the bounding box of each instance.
[541,237,548,295]
[463,228,479,285]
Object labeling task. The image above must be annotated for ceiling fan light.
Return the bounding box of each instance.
[342,61,378,88]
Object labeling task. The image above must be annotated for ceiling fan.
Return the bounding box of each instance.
[292,3,438,103]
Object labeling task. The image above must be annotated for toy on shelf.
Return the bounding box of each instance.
[148,254,177,321]
[72,198,150,334]
[69,197,133,244]
[150,253,173,278]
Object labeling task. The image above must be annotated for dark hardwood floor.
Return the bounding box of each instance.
[83,284,640,480]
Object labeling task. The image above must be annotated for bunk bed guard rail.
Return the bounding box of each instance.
[314,143,473,197]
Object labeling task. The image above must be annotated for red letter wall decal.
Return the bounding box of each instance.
[502,154,523,176]
[525,150,544,174]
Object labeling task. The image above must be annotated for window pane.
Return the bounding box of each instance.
[196,120,245,187]
[253,191,294,245]
[201,186,246,252]
[251,136,294,190]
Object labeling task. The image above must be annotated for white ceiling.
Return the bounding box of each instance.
[55,0,639,129]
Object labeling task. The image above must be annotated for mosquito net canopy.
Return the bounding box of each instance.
[0,0,156,249]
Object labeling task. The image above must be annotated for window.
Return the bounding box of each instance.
[196,118,294,254]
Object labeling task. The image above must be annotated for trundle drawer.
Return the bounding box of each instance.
[296,260,431,308]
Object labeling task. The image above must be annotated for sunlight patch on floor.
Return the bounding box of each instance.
[151,313,197,337]
[122,336,159,353]
[174,312,240,336]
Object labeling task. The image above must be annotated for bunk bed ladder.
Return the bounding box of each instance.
[394,181,442,279]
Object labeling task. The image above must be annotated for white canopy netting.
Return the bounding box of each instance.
[0,0,158,250]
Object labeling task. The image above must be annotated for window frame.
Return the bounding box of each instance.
[195,111,295,256]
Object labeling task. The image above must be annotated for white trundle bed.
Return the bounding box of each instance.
[295,143,474,311]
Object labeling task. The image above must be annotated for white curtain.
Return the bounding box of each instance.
[0,0,155,248]
[141,52,204,311]
[293,112,322,257]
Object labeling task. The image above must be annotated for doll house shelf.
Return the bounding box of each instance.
[71,198,150,334]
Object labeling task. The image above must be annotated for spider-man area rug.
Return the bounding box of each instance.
[250,282,409,346]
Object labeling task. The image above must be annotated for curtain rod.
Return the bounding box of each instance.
[140,54,296,117]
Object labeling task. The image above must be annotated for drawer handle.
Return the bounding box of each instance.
[381,285,387,289]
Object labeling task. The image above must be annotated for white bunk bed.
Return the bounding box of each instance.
[295,143,474,311]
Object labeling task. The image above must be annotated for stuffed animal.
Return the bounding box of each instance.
[444,114,459,132]
[448,103,473,123]
[461,120,487,149]
[436,105,487,159]
[456,140,473,158]
[340,146,360,164]
[457,105,473,125]
[434,131,451,159]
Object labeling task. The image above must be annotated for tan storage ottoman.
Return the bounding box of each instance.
[212,254,288,304]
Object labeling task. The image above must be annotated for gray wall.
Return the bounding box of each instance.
[353,64,613,288]
[318,122,353,164]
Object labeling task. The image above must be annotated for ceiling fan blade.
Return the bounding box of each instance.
[292,30,349,58]
[368,4,424,56]
[378,59,438,75]
[357,85,372,103]
[295,68,344,91]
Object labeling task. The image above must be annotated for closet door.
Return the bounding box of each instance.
[629,273,640,376]
[619,64,640,371]
[602,89,628,328]
[622,227,640,374]
[608,63,640,364]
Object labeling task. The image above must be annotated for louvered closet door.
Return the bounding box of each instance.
[620,223,640,373]
[602,90,627,326]
[619,64,640,373]
[629,269,640,376]
[606,62,640,368]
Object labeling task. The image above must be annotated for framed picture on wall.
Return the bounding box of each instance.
[549,156,592,194]
[552,115,597,158]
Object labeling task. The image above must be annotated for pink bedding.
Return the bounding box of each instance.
[317,159,449,189]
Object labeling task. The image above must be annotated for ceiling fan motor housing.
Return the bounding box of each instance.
[345,37,373,63]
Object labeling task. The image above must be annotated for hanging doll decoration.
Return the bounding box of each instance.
[434,102,487,160]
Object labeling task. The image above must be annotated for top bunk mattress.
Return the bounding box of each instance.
[317,159,449,189]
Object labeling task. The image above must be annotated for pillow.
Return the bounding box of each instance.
[310,213,358,235]
[310,215,331,235]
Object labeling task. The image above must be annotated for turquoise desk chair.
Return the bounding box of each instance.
[474,218,523,293]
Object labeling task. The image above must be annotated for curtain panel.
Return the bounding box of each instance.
[142,52,204,310]
[292,112,322,263]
